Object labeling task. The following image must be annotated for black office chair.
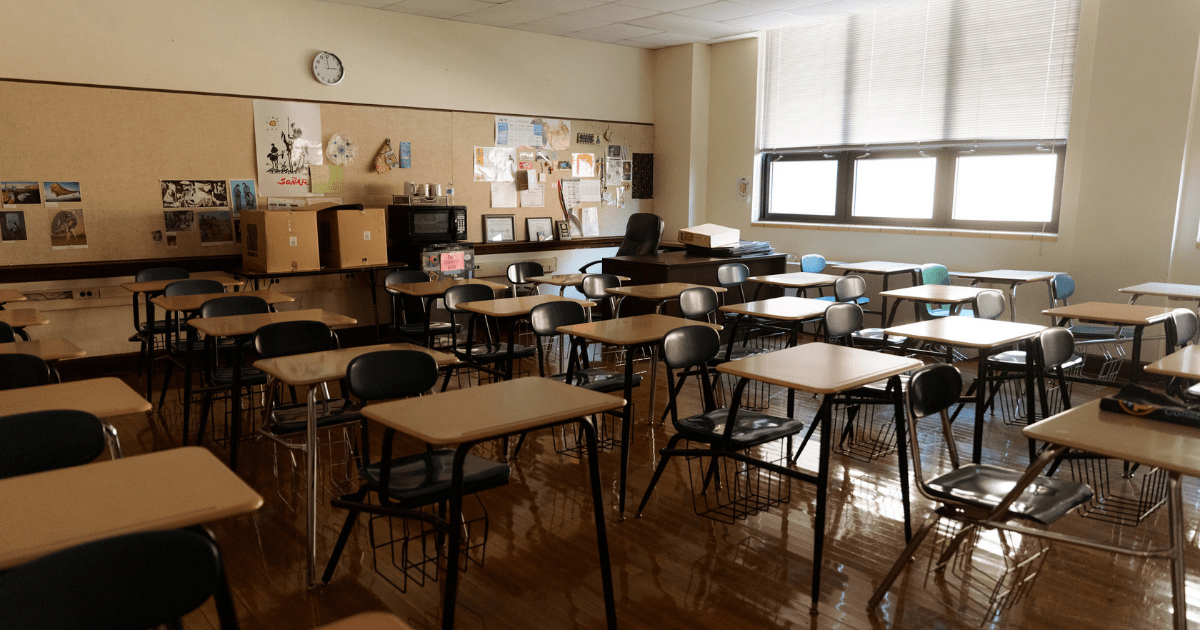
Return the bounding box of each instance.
[128,266,189,380]
[0,321,15,343]
[0,353,55,391]
[443,283,535,383]
[193,295,271,448]
[506,261,544,297]
[383,270,460,346]
[322,350,511,587]
[578,213,664,274]
[867,363,1094,613]
[635,325,804,523]
[0,409,120,479]
[0,529,239,630]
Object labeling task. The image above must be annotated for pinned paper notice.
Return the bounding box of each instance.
[520,185,544,208]
[579,179,602,203]
[490,182,519,208]
[560,178,581,209]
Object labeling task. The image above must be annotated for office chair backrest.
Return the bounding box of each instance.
[1038,327,1076,369]
[163,279,224,297]
[581,274,621,300]
[385,269,429,287]
[1171,308,1198,347]
[0,529,227,630]
[0,321,14,343]
[834,275,867,303]
[255,320,335,359]
[134,267,189,283]
[661,325,721,370]
[920,263,950,286]
[1051,273,1075,303]
[507,261,544,285]
[824,302,863,344]
[442,283,494,314]
[614,213,664,257]
[973,290,1006,320]
[678,287,719,321]
[530,301,587,336]
[346,350,439,403]
[198,295,269,319]
[0,409,108,479]
[0,353,54,391]
[800,254,826,273]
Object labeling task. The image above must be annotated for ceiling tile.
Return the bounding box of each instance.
[516,13,612,35]
[567,3,659,22]
[504,0,607,12]
[320,0,396,8]
[454,3,557,26]
[615,0,713,12]
[675,1,767,21]
[572,22,663,42]
[722,10,816,28]
[627,13,748,38]
[781,0,875,17]
[381,0,494,19]
[726,0,827,10]
[623,31,709,46]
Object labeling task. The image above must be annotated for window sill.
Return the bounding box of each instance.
[751,221,1057,242]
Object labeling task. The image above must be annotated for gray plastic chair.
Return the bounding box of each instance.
[972,289,1007,320]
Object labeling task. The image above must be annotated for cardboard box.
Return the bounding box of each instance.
[240,206,321,273]
[316,204,387,268]
[678,223,740,248]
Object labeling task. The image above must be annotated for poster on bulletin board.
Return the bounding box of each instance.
[253,100,323,198]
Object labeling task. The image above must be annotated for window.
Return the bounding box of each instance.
[758,0,1080,232]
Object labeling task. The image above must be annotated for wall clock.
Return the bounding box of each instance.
[311,51,345,86]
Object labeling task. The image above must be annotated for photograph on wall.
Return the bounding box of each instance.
[166,233,178,248]
[544,119,571,151]
[161,180,228,208]
[473,146,516,182]
[604,158,623,186]
[622,160,632,182]
[198,210,234,246]
[572,153,596,178]
[42,182,81,203]
[254,99,323,198]
[164,210,195,232]
[1,211,27,242]
[2,182,41,206]
[49,208,87,249]
[230,179,256,218]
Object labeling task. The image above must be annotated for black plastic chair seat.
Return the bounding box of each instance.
[987,350,1084,370]
[675,409,803,451]
[362,450,511,505]
[817,295,870,305]
[393,321,461,335]
[456,342,536,363]
[853,329,907,345]
[208,366,269,386]
[131,320,175,337]
[715,343,773,363]
[927,306,974,318]
[1070,324,1135,340]
[926,464,1093,524]
[548,368,641,393]
[849,374,911,396]
[266,409,361,436]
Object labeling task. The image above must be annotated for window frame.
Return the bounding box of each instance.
[758,142,1065,233]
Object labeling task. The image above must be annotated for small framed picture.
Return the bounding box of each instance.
[555,220,571,240]
[527,216,554,242]
[483,214,515,242]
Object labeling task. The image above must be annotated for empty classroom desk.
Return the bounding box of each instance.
[830,261,923,327]
[1043,301,1177,384]
[0,308,49,340]
[0,377,150,417]
[949,269,1058,323]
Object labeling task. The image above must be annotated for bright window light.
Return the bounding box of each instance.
[852,157,936,219]
[954,153,1058,222]
[768,160,838,216]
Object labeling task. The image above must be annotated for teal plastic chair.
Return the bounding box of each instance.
[920,263,972,318]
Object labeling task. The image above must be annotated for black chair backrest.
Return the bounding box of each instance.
[834,275,866,302]
[345,350,439,403]
[0,321,14,343]
[530,301,587,336]
[678,287,718,321]
[973,290,1006,320]
[163,279,224,297]
[0,410,107,479]
[1172,308,1198,347]
[905,363,965,473]
[661,325,721,370]
[614,213,664,257]
[581,274,621,300]
[443,283,493,314]
[507,262,544,285]
[1038,327,1076,369]
[716,263,749,289]
[198,295,269,319]
[135,267,189,283]
[824,302,863,343]
[0,529,226,630]
[255,320,335,359]
[385,270,429,288]
[0,353,54,391]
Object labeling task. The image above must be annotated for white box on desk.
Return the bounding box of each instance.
[678,223,740,248]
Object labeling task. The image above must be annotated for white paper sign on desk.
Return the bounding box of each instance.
[520,184,544,208]
[579,179,602,203]
[490,182,518,208]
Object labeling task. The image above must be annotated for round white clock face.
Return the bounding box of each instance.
[311,51,344,86]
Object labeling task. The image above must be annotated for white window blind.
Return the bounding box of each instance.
[759,0,1081,151]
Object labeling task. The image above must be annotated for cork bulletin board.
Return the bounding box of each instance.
[0,79,653,267]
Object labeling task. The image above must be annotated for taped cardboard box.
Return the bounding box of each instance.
[678,223,740,248]
[315,203,387,268]
[240,206,320,273]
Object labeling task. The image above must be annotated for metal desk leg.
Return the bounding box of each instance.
[442,445,470,630]
[503,316,516,380]
[580,416,619,630]
[879,273,891,329]
[618,342,636,517]
[811,394,834,614]
[1007,281,1019,322]
[1168,472,1188,630]
[230,335,244,471]
[1131,325,1145,384]
[889,375,913,541]
[1047,279,1059,325]
[145,296,157,402]
[972,347,991,464]
[305,386,319,588]
[182,325,196,445]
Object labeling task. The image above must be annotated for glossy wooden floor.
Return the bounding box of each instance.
[104,343,1200,630]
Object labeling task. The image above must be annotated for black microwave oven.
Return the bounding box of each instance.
[386,205,467,244]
